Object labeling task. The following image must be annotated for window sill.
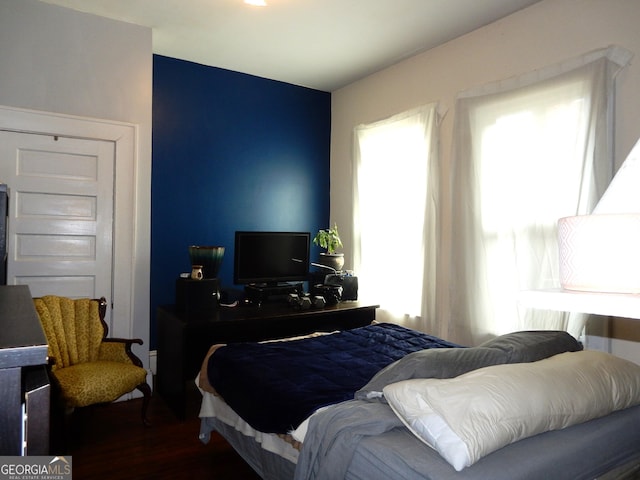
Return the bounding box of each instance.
[519,289,640,320]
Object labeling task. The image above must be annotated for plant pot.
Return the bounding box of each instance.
[317,252,344,272]
[188,246,225,279]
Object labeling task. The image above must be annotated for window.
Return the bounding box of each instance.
[353,104,438,328]
[449,47,631,344]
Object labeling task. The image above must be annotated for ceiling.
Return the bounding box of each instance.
[40,0,542,92]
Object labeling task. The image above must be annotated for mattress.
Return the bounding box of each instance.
[199,385,640,480]
[343,416,640,480]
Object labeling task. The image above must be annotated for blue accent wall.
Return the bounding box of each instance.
[151,55,331,348]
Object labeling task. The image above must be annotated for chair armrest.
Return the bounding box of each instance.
[99,338,145,367]
[46,355,59,372]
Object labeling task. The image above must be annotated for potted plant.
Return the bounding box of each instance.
[313,223,344,272]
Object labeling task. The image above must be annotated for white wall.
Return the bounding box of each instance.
[0,0,152,365]
[331,0,640,351]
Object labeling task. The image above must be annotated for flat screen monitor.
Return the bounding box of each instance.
[233,231,310,285]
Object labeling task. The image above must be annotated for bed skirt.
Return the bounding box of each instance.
[200,415,296,480]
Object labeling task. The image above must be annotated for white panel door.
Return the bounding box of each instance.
[0,131,114,303]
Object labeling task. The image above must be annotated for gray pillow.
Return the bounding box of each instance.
[355,330,583,401]
[355,346,507,400]
[479,330,583,363]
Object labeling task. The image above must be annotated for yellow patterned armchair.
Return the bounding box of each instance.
[33,295,151,425]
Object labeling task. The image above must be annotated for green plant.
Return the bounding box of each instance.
[313,223,343,254]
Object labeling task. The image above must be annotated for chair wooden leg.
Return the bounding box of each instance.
[137,382,152,427]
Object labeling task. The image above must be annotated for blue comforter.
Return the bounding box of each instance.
[206,322,460,433]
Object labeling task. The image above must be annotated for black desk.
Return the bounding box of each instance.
[0,285,50,455]
[156,301,378,419]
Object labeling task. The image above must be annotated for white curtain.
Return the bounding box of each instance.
[449,46,632,345]
[353,104,439,331]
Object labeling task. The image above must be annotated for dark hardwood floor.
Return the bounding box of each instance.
[60,385,262,480]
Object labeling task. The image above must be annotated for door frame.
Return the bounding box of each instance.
[0,105,139,343]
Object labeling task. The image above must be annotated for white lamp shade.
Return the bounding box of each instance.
[558,214,640,293]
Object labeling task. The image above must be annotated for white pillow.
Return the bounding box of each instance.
[383,350,640,471]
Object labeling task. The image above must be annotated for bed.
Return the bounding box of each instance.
[197,322,640,480]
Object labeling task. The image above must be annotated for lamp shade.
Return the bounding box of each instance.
[558,214,640,293]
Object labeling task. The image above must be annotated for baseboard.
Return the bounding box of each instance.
[149,349,157,375]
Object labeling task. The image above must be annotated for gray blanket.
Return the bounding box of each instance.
[294,400,401,480]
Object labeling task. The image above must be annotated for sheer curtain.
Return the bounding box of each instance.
[449,46,632,345]
[353,104,439,330]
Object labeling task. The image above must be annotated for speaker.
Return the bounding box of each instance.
[340,276,358,301]
[176,278,219,318]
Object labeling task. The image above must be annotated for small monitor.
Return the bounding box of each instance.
[233,231,310,285]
